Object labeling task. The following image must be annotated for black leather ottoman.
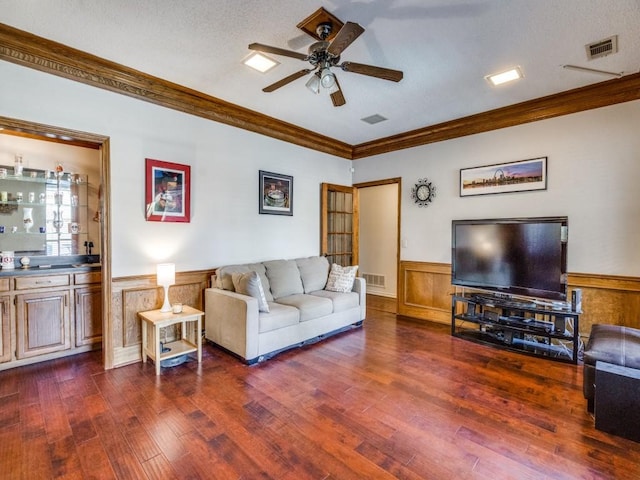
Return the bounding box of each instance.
[583,324,640,413]
[594,361,640,442]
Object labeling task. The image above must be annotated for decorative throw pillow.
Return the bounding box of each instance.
[232,271,270,313]
[325,264,358,293]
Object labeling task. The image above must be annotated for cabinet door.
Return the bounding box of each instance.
[16,290,71,359]
[0,296,11,363]
[75,286,102,346]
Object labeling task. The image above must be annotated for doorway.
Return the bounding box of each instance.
[355,178,401,313]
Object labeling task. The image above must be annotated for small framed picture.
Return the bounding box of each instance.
[145,158,191,222]
[460,157,547,197]
[259,170,293,216]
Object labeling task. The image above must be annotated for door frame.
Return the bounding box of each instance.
[354,177,402,311]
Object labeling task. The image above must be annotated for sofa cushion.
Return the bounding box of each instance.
[296,256,330,293]
[232,271,270,313]
[264,259,304,299]
[325,264,358,293]
[217,263,273,301]
[276,294,333,322]
[216,264,250,291]
[309,290,359,313]
[259,303,300,333]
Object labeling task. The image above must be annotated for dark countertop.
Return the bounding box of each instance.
[0,255,101,277]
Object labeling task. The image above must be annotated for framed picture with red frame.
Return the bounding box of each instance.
[145,158,191,222]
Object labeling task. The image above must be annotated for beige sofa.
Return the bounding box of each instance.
[205,256,366,364]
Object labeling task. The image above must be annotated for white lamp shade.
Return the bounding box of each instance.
[157,263,175,287]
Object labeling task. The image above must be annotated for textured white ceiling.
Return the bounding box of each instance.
[2,0,639,145]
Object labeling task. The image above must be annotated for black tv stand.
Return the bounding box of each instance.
[451,292,580,364]
[469,293,538,310]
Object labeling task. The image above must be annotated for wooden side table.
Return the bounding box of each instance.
[138,305,203,375]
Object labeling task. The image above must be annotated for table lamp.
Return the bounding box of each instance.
[157,263,175,312]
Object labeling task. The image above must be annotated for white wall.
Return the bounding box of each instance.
[0,61,354,276]
[353,101,640,277]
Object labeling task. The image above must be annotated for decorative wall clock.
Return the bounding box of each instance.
[411,178,436,207]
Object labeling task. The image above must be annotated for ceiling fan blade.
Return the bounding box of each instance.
[248,43,307,61]
[340,61,404,82]
[326,22,365,57]
[330,78,346,107]
[262,69,312,92]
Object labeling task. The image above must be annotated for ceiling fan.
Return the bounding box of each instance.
[248,9,403,107]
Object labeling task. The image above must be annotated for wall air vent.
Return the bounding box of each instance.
[362,273,386,288]
[586,35,618,60]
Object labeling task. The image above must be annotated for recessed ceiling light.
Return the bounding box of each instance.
[45,133,58,138]
[485,66,524,86]
[243,52,279,73]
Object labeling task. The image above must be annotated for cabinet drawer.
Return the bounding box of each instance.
[74,272,102,285]
[0,278,9,292]
[14,274,70,290]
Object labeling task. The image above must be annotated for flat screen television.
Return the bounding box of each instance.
[451,217,568,301]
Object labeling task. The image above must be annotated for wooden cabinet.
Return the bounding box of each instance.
[16,289,71,359]
[0,296,10,363]
[75,285,102,347]
[0,268,101,370]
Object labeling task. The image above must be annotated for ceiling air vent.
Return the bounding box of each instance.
[586,35,618,60]
[361,114,387,125]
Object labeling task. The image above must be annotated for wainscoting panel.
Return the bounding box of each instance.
[398,261,640,342]
[110,270,212,367]
[568,273,640,337]
[108,265,640,368]
[398,262,453,324]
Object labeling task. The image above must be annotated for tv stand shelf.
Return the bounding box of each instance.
[451,293,580,364]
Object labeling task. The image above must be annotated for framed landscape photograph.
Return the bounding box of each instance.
[259,170,293,216]
[145,158,191,222]
[460,157,547,197]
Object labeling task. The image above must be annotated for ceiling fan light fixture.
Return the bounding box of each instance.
[320,68,336,88]
[243,52,279,73]
[326,81,339,95]
[249,11,403,106]
[305,73,321,94]
[485,66,523,86]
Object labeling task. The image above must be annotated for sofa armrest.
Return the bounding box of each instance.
[352,277,366,320]
[205,288,260,360]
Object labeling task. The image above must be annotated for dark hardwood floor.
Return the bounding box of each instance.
[1,308,639,479]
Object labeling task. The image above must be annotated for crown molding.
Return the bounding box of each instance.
[1,23,640,161]
[0,23,352,159]
[352,71,640,159]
